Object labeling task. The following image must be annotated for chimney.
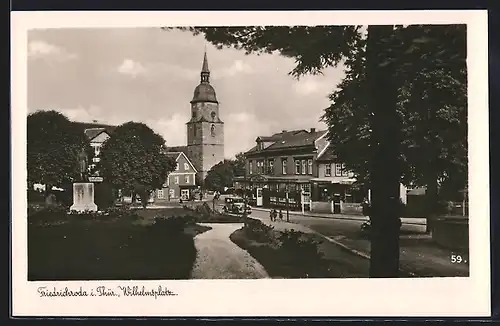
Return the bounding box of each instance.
[310,128,316,133]
[282,130,287,133]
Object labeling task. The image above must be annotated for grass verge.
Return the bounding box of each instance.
[230,219,370,278]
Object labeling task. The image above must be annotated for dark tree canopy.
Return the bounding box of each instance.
[322,24,467,197]
[172,24,468,277]
[99,122,176,206]
[204,159,237,192]
[27,110,90,189]
[165,26,361,78]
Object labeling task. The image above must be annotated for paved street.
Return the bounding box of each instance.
[190,223,269,279]
[213,204,468,277]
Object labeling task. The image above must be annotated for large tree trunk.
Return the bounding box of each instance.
[366,25,402,278]
[425,175,439,233]
[425,88,440,233]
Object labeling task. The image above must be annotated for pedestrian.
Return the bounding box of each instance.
[278,209,283,222]
[269,209,274,222]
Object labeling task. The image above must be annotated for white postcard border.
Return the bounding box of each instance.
[11,10,490,317]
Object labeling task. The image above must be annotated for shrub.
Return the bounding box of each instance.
[243,218,276,243]
[94,182,116,210]
[28,205,68,225]
[153,215,190,236]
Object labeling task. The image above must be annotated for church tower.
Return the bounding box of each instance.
[187,51,225,183]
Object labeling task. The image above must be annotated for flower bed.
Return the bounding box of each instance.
[230,219,331,278]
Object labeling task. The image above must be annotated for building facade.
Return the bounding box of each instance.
[234,128,366,214]
[153,151,198,202]
[186,51,225,182]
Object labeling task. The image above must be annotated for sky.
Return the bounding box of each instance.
[27,28,346,159]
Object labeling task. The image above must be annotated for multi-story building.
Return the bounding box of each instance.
[234,128,364,213]
[76,122,116,178]
[153,151,198,202]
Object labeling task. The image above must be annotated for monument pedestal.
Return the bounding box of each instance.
[70,182,98,212]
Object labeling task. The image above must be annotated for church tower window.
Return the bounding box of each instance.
[211,111,216,120]
[210,124,216,137]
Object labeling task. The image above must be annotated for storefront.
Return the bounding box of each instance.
[234,175,312,211]
[310,177,361,214]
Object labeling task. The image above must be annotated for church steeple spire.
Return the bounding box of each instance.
[200,50,210,83]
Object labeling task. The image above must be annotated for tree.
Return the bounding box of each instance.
[204,159,236,192]
[204,152,246,191]
[99,122,176,209]
[233,152,246,177]
[172,25,465,277]
[27,110,90,196]
[322,25,467,232]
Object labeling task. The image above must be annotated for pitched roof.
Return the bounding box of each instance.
[246,129,311,154]
[164,151,198,173]
[266,130,327,150]
[165,152,181,159]
[72,121,117,140]
[316,145,337,162]
[165,145,189,157]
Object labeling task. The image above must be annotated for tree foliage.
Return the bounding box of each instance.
[233,152,246,177]
[204,157,241,192]
[322,24,467,200]
[27,110,90,190]
[99,122,176,207]
[173,24,467,277]
[165,26,361,78]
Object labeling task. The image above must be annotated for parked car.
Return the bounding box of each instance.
[222,196,252,215]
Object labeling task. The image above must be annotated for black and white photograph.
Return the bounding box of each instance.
[11,10,490,317]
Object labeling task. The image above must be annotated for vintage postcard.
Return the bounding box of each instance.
[11,10,490,317]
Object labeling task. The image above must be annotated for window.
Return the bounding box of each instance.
[325,164,332,176]
[184,163,189,171]
[268,159,274,174]
[210,124,216,137]
[175,163,179,171]
[185,175,190,183]
[282,158,287,175]
[157,189,164,199]
[211,111,216,120]
[295,160,301,174]
[249,161,253,175]
[93,145,101,156]
[257,160,264,174]
[301,160,307,175]
[308,159,313,174]
[341,164,349,176]
[335,163,342,176]
[301,183,311,193]
[175,176,179,184]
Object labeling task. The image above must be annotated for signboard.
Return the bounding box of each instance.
[88,176,103,182]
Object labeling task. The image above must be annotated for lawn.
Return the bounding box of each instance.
[28,206,212,281]
[230,219,369,278]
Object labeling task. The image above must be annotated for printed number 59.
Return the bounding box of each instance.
[451,254,463,263]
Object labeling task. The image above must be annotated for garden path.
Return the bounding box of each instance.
[190,223,270,279]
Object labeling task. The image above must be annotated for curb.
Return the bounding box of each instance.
[315,233,418,278]
[251,207,426,226]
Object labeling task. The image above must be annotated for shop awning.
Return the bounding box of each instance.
[310,177,357,185]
